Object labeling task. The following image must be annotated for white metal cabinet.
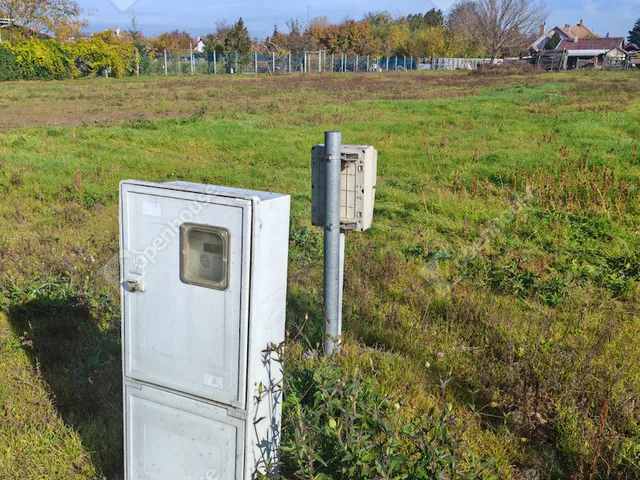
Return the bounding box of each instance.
[121,187,251,408]
[125,382,244,480]
[120,181,290,479]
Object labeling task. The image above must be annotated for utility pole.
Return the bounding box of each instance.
[323,131,342,356]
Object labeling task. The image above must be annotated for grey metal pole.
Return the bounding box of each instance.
[164,49,168,75]
[255,51,258,74]
[272,51,275,73]
[288,52,291,73]
[323,130,342,356]
[338,231,345,337]
[213,51,217,75]
[190,42,194,75]
[235,52,238,73]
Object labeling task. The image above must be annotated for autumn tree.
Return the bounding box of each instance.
[267,18,318,53]
[309,16,330,29]
[150,30,193,54]
[453,0,548,59]
[383,23,410,57]
[410,26,446,58]
[311,20,376,55]
[202,21,231,55]
[0,0,86,39]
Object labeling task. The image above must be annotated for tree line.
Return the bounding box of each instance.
[2,0,640,80]
[134,2,549,61]
[1,0,553,60]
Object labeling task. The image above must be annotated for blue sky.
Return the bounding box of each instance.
[80,0,639,40]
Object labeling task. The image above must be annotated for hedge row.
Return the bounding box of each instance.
[0,32,136,81]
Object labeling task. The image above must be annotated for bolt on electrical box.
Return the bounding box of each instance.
[311,145,377,231]
[119,180,290,480]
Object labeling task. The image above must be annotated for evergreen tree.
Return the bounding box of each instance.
[224,17,252,72]
[224,17,252,54]
[629,18,640,45]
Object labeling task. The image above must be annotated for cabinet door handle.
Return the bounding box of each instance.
[123,280,144,293]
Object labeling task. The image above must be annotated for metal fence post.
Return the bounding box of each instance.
[190,43,194,74]
[323,130,342,356]
[367,56,370,72]
[355,55,359,72]
[235,52,238,73]
[272,51,276,73]
[288,52,291,73]
[213,51,217,74]
[255,51,258,73]
[386,56,389,72]
[331,53,334,72]
[164,49,168,75]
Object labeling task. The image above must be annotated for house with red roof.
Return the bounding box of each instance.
[531,20,630,69]
[529,20,599,54]
[556,36,627,69]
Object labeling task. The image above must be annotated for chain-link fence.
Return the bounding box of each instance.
[135,50,494,76]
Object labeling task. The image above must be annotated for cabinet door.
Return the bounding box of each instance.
[125,383,245,480]
[121,184,251,408]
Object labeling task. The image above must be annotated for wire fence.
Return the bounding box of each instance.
[137,50,496,76]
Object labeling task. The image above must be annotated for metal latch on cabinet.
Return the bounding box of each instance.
[123,279,145,293]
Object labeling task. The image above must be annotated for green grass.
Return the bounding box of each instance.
[0,70,639,479]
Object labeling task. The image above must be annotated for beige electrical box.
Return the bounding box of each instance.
[311,145,377,231]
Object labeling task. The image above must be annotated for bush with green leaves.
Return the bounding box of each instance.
[8,38,77,80]
[0,45,21,81]
[0,32,135,81]
[71,31,136,78]
[277,358,496,479]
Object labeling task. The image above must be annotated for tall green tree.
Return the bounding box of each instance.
[629,18,640,45]
[406,9,443,31]
[224,17,252,54]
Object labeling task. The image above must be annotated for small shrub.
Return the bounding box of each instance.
[278,359,496,479]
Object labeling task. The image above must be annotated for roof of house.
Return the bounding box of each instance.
[557,21,598,39]
[556,37,624,51]
[569,23,597,39]
[625,43,640,52]
[529,21,599,52]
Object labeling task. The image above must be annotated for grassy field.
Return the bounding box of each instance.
[0,70,639,479]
